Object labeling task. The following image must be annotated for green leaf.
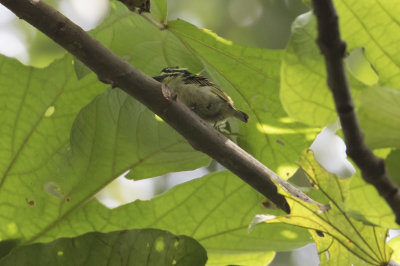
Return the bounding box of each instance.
[52,87,209,199]
[0,54,105,241]
[167,19,318,177]
[346,48,379,86]
[256,150,393,265]
[0,239,20,261]
[386,149,400,187]
[0,229,207,266]
[2,83,208,242]
[358,86,400,149]
[150,0,168,23]
[280,12,337,126]
[32,171,312,263]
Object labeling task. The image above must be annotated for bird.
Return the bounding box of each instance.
[153,67,249,127]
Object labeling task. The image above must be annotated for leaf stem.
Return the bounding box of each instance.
[140,13,167,30]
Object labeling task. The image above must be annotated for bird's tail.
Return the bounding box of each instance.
[234,109,249,123]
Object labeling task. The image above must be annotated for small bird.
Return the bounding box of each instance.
[153,67,249,126]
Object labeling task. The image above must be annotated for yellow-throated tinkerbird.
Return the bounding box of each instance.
[153,67,249,126]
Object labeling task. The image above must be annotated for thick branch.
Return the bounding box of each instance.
[0,0,329,214]
[312,0,400,224]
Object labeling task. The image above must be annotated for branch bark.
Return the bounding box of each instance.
[312,0,400,225]
[0,0,328,214]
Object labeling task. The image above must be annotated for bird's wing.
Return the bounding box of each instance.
[183,74,234,104]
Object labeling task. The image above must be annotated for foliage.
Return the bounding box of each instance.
[0,0,399,265]
[0,228,207,266]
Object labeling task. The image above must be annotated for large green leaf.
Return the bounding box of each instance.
[168,19,318,177]
[280,12,336,126]
[0,229,207,266]
[51,87,209,205]
[280,12,365,126]
[0,54,105,241]
[253,150,393,265]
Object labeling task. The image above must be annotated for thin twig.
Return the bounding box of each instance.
[312,0,400,225]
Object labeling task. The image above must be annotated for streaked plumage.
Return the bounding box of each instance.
[153,67,249,126]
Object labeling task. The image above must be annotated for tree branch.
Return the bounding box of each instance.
[0,0,329,214]
[312,0,400,224]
